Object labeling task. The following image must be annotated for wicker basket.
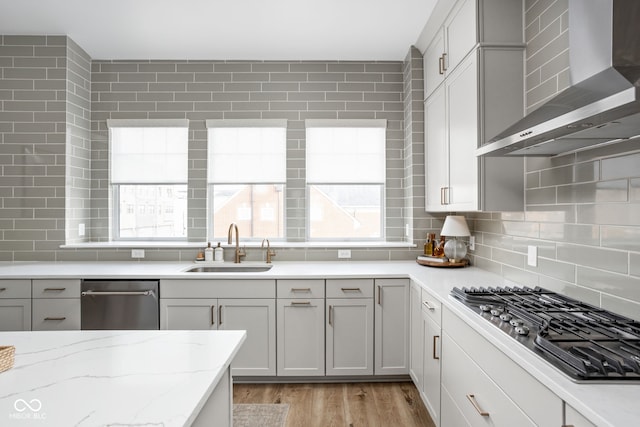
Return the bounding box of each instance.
[0,346,15,373]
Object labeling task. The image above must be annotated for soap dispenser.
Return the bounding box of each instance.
[204,242,214,262]
[214,242,223,262]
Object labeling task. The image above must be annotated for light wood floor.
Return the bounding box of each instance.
[233,382,435,427]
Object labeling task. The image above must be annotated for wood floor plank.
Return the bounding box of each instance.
[233,382,434,427]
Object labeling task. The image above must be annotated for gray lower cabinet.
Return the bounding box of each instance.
[0,279,31,331]
[160,279,276,377]
[374,278,409,375]
[31,279,81,331]
[276,280,325,376]
[326,279,374,376]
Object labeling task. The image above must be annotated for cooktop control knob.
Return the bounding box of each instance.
[479,304,493,312]
[490,307,504,316]
[515,325,530,336]
[499,313,512,322]
[510,319,524,327]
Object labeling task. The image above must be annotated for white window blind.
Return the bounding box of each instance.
[108,119,189,184]
[305,119,386,184]
[206,120,287,183]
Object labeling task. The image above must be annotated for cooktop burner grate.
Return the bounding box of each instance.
[451,286,640,381]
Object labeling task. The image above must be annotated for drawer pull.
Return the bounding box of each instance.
[442,53,447,72]
[422,301,436,311]
[562,425,575,427]
[466,394,489,417]
[340,288,361,292]
[329,305,333,326]
[438,55,444,75]
[291,288,311,292]
[291,301,311,306]
[44,317,66,321]
[219,305,223,325]
[44,288,66,292]
[0,288,6,292]
[433,335,440,360]
[210,305,215,326]
[377,286,381,305]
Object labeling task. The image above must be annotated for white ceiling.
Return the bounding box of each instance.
[0,0,436,61]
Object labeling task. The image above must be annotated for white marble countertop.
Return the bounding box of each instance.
[1,260,639,426]
[0,330,246,427]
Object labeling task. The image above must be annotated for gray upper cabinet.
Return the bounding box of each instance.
[424,0,526,212]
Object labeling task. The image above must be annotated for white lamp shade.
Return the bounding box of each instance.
[440,215,470,237]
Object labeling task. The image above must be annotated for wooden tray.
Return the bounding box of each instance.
[0,345,15,373]
[416,258,468,268]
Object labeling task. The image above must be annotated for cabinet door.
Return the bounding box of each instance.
[424,29,446,99]
[219,298,276,376]
[0,299,31,331]
[374,279,409,375]
[409,283,424,389]
[326,298,374,376]
[32,299,80,331]
[564,403,597,427]
[277,298,325,376]
[444,0,477,74]
[160,298,217,330]
[424,85,448,211]
[447,51,478,210]
[423,309,442,426]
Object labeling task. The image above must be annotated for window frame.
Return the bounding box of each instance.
[107,119,189,242]
[305,119,387,242]
[206,119,288,242]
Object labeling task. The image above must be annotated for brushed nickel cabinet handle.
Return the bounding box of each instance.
[466,394,489,417]
[219,305,223,325]
[440,187,445,205]
[44,317,66,321]
[329,305,333,326]
[438,55,444,75]
[377,286,381,305]
[422,301,435,311]
[211,305,215,326]
[433,335,440,360]
[0,288,6,292]
[442,53,447,72]
[291,288,311,292]
[340,287,361,292]
[291,301,311,306]
[444,187,450,205]
[44,287,66,291]
[562,425,575,427]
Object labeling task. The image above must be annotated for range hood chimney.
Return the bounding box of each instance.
[477,0,640,157]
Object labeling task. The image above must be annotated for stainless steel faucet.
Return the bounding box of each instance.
[261,238,276,264]
[227,223,246,264]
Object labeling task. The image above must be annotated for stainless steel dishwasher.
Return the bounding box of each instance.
[81,280,160,330]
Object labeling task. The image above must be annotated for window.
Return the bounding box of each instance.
[305,119,386,240]
[108,119,189,240]
[206,120,287,241]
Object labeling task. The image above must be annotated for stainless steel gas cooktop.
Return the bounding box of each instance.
[451,286,640,382]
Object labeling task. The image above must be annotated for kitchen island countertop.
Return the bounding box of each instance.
[0,330,245,426]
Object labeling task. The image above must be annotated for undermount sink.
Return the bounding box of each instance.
[184,264,272,273]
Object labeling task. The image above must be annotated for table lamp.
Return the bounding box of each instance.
[440,215,470,262]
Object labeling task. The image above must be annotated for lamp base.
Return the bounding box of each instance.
[444,238,467,263]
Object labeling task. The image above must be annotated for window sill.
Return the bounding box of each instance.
[61,241,416,250]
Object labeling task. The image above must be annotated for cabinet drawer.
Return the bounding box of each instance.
[443,307,562,426]
[326,279,374,298]
[0,280,31,299]
[33,279,80,298]
[161,279,276,299]
[421,288,442,326]
[442,331,536,427]
[277,279,324,299]
[32,299,81,330]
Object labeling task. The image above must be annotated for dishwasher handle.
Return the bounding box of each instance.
[81,290,155,297]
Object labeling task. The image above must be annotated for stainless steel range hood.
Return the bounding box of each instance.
[476,0,640,157]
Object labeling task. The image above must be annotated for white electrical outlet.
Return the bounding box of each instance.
[78,223,85,237]
[527,245,537,267]
[131,249,145,259]
[338,249,351,259]
[468,235,475,251]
